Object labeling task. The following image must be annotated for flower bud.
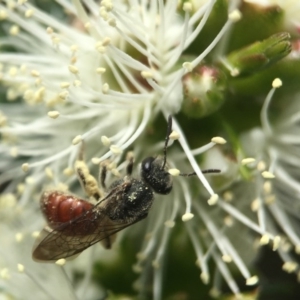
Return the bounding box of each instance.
[224,32,291,76]
[182,64,226,118]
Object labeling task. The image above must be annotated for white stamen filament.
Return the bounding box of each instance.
[220,236,252,280]
[180,175,193,217]
[261,82,278,136]
[256,196,267,233]
[183,0,215,50]
[163,2,191,70]
[138,199,169,261]
[191,142,216,156]
[211,249,241,296]
[171,116,216,196]
[191,17,236,68]
[268,203,300,248]
[218,199,272,237]
[194,203,231,259]
[27,147,72,169]
[16,265,57,300]
[153,224,172,300]
[185,222,209,281]
[59,265,79,300]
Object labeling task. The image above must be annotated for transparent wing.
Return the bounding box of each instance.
[32,205,146,262]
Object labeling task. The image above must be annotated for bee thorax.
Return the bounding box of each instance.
[106,178,154,221]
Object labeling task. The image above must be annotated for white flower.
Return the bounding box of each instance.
[240,78,300,283]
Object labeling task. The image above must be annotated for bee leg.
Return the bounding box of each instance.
[101,234,115,249]
[126,151,134,176]
[99,161,108,190]
[100,236,111,249]
[100,218,117,249]
[75,142,103,201]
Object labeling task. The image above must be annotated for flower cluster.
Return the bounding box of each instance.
[0,0,300,299]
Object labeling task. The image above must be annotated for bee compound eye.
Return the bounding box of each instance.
[142,157,155,172]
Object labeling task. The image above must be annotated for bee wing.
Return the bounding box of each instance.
[32,205,146,262]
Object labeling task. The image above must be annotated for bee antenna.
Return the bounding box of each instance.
[162,115,172,169]
[179,169,221,177]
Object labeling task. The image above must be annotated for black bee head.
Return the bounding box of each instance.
[141,156,172,195]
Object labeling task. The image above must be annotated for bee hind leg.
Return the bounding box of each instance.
[99,160,109,190]
[75,142,103,201]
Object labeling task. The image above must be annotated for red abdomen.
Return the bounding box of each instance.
[40,191,94,228]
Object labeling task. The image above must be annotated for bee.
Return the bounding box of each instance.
[32,116,220,262]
